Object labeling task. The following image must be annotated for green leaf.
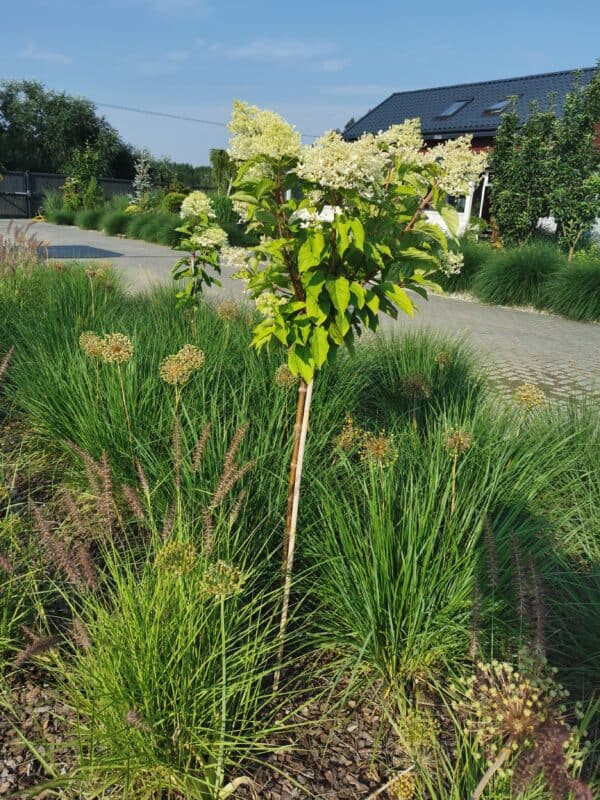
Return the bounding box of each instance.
[383,283,415,317]
[440,204,460,236]
[288,346,314,382]
[309,326,330,369]
[349,281,366,309]
[349,218,365,251]
[326,275,351,313]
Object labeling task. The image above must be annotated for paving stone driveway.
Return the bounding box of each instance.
[3,219,599,400]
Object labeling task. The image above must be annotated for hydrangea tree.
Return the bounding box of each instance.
[175,100,487,661]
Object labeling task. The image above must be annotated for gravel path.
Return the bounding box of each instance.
[2,219,599,399]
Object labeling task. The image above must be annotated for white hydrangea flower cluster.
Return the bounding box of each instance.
[220,245,251,272]
[229,100,302,161]
[255,291,285,317]
[434,136,488,197]
[290,205,342,228]
[376,118,426,164]
[295,131,387,196]
[439,250,464,276]
[180,191,216,220]
[190,226,228,250]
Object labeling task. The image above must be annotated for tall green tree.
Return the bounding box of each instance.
[209,148,235,194]
[491,65,600,255]
[551,69,600,259]
[0,80,134,177]
[490,99,558,245]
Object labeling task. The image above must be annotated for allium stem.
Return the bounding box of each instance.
[117,364,133,444]
[451,453,458,514]
[471,745,512,800]
[276,377,313,689]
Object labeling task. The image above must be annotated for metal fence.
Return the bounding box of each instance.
[0,171,133,218]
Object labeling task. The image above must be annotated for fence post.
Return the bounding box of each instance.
[25,171,32,218]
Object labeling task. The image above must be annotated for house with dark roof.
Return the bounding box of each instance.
[343,68,598,231]
[343,68,597,149]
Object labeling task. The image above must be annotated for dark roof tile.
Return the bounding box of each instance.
[343,68,596,140]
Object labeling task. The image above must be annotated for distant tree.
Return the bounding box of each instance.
[171,162,214,190]
[490,99,558,245]
[209,148,235,194]
[491,64,600,256]
[551,67,600,259]
[343,117,356,131]
[0,80,134,178]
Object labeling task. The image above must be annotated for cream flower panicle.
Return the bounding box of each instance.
[295,130,387,196]
[439,250,464,276]
[180,191,216,220]
[376,118,426,165]
[432,135,488,197]
[228,100,301,162]
[190,226,228,251]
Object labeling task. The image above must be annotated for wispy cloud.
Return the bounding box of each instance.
[135,50,190,76]
[21,42,72,65]
[210,38,338,65]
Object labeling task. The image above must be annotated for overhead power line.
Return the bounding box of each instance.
[95,101,319,139]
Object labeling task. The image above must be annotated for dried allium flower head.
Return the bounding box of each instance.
[85,268,98,279]
[216,299,241,322]
[444,428,473,457]
[159,353,194,387]
[335,415,362,451]
[159,345,205,386]
[399,372,432,401]
[453,660,569,758]
[360,430,398,467]
[274,363,298,389]
[514,383,545,410]
[177,344,205,370]
[79,331,105,359]
[434,351,451,368]
[388,771,416,800]
[200,560,247,598]
[100,333,133,364]
[155,541,198,576]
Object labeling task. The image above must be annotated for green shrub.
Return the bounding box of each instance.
[124,213,148,239]
[543,256,600,321]
[82,177,104,210]
[473,242,567,307]
[74,208,103,230]
[41,190,64,222]
[101,210,129,236]
[161,191,186,214]
[211,194,237,227]
[106,194,131,212]
[437,239,494,293]
[52,209,76,225]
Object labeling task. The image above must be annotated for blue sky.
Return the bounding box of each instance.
[3,0,599,165]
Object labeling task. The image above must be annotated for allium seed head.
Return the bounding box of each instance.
[514,383,545,410]
[100,333,133,364]
[274,364,298,389]
[445,428,473,457]
[79,331,105,359]
[200,560,247,598]
[155,541,198,576]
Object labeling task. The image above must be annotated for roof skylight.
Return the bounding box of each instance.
[484,98,514,114]
[438,98,473,118]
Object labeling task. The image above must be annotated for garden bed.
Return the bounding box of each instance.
[1,263,599,799]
